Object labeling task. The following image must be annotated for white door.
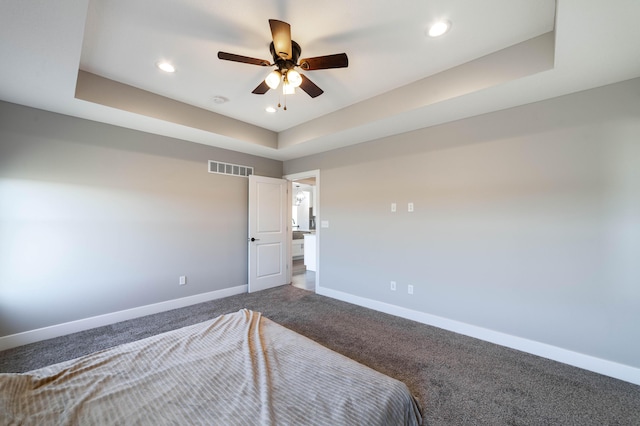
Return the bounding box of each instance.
[248,175,289,293]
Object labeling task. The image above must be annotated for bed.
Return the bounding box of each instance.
[0,309,422,425]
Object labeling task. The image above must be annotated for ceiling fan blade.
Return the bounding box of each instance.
[251,80,270,95]
[299,74,324,98]
[218,51,271,66]
[299,53,348,70]
[269,19,292,59]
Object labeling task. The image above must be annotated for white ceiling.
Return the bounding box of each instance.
[1,0,640,161]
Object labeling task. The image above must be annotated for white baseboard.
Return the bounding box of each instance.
[317,286,640,386]
[0,285,248,352]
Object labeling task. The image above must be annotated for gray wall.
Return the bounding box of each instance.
[284,78,640,368]
[0,101,282,336]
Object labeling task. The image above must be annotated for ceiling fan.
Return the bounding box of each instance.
[217,19,348,99]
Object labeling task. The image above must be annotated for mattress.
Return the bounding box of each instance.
[0,309,422,425]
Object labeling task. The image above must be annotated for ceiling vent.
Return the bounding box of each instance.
[208,160,254,178]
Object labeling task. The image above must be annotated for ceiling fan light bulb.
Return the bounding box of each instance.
[287,69,302,87]
[265,70,282,89]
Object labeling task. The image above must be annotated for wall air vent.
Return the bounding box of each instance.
[208,160,254,178]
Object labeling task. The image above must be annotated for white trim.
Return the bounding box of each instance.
[0,285,247,352]
[317,286,640,386]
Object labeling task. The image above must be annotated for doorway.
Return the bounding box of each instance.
[284,170,320,292]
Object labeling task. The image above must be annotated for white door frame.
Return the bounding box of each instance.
[283,169,320,291]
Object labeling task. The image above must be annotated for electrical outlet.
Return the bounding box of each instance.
[179,276,187,286]
[408,202,414,212]
[407,284,414,295]
[390,281,397,291]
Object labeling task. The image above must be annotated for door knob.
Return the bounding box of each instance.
[250,237,260,242]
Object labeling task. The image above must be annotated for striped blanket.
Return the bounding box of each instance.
[1,309,422,425]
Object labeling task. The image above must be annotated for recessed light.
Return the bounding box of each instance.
[157,62,175,73]
[212,96,228,104]
[265,106,277,113]
[427,20,451,37]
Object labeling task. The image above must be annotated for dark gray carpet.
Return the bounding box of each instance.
[1,285,639,425]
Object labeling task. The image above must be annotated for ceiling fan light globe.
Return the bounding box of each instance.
[283,83,295,95]
[287,69,302,87]
[265,70,282,89]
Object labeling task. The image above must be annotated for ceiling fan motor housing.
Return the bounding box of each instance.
[270,41,301,71]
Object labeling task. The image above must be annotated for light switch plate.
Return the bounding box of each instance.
[391,203,397,212]
[321,220,329,228]
[408,202,414,212]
